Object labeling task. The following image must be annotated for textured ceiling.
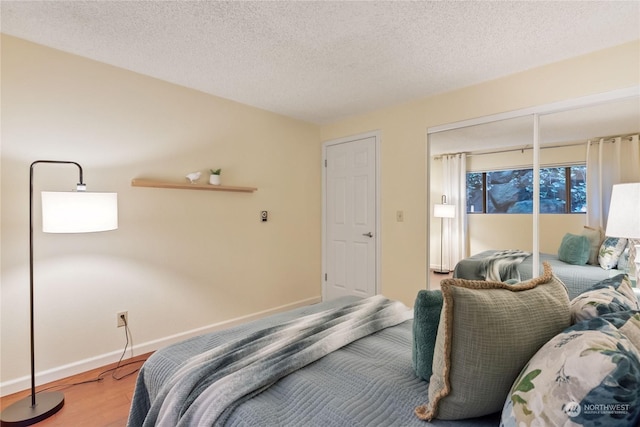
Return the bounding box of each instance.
[1,1,639,124]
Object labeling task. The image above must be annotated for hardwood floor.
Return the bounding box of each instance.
[0,353,151,427]
[429,269,453,290]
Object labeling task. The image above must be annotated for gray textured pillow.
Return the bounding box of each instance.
[581,226,604,265]
[415,263,571,421]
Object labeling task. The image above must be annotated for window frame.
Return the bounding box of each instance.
[466,164,586,214]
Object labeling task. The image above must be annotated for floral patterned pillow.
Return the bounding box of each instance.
[600,310,640,350]
[570,274,639,323]
[598,236,628,270]
[501,317,640,427]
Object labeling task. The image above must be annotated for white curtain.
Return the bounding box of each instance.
[586,134,640,229]
[441,153,467,270]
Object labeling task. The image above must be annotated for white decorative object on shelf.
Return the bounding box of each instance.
[186,171,201,184]
[209,168,221,185]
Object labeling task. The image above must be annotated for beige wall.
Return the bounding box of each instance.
[320,40,639,303]
[0,35,322,392]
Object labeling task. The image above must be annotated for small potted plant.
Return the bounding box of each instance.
[209,168,222,185]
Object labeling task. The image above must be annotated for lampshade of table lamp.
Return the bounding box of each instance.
[0,161,117,427]
[605,182,640,281]
[433,198,456,274]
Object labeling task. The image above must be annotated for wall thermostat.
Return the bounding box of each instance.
[261,211,268,222]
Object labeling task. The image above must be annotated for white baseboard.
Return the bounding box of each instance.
[0,296,322,397]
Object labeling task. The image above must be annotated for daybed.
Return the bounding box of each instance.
[453,229,633,300]
[128,266,640,427]
[452,250,614,299]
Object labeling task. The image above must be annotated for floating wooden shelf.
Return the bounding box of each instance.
[131,178,257,193]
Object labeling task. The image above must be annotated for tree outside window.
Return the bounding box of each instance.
[466,165,586,214]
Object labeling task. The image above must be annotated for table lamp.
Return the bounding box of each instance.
[605,182,640,283]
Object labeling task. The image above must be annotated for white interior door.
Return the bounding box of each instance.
[324,134,378,300]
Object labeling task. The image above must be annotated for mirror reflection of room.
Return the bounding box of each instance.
[428,96,640,297]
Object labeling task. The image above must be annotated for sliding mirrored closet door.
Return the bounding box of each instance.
[427,89,639,290]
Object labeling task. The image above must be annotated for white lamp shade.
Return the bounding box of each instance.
[434,203,456,219]
[41,191,118,233]
[605,182,640,239]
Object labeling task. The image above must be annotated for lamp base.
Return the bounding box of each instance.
[433,269,451,275]
[0,392,64,427]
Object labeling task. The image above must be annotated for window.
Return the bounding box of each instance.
[466,165,586,213]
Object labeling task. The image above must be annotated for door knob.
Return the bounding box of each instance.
[363,232,373,238]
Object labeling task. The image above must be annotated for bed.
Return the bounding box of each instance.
[453,250,615,299]
[127,296,500,427]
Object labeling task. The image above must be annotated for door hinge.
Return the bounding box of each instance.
[324,273,327,281]
[324,159,327,167]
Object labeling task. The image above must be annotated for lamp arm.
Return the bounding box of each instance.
[31,160,84,187]
[28,160,84,406]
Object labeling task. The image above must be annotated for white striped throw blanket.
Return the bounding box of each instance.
[142,295,411,427]
[479,249,531,282]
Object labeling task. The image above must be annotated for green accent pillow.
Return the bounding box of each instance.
[415,263,571,421]
[412,289,443,380]
[558,233,590,265]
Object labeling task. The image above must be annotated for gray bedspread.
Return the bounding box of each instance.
[128,296,500,426]
[453,251,612,299]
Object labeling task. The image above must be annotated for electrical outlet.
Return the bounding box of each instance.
[117,311,128,328]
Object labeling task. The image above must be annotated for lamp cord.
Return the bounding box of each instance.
[110,315,138,381]
[35,316,142,394]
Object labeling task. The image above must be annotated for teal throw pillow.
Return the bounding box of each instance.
[558,233,590,265]
[412,289,443,381]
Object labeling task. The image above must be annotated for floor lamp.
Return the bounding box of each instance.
[605,182,640,283]
[0,160,118,427]
[433,195,456,274]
